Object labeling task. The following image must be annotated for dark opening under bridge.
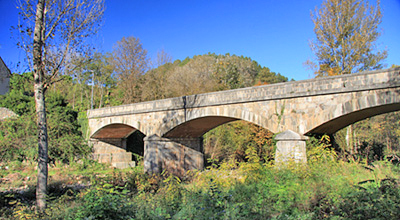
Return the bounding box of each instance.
[87,68,400,175]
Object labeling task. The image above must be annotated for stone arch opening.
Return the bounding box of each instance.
[91,123,146,168]
[162,116,275,166]
[203,120,275,165]
[91,123,138,139]
[306,103,400,135]
[307,105,400,164]
[163,116,239,138]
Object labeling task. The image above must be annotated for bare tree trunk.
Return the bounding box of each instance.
[35,83,48,212]
[99,86,104,108]
[33,0,48,212]
[346,125,354,155]
[80,78,83,108]
[85,89,90,109]
[72,87,75,110]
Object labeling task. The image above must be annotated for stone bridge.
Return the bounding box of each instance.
[87,68,400,175]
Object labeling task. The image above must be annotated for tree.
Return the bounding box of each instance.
[154,48,173,68]
[82,52,115,109]
[169,55,218,96]
[16,0,104,211]
[307,0,399,161]
[307,0,387,76]
[112,36,149,104]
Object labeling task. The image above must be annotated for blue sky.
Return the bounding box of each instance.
[1,0,399,80]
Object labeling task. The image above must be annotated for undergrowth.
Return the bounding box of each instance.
[1,158,399,219]
[1,137,400,219]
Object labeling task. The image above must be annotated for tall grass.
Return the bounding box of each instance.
[2,137,400,219]
[3,158,399,219]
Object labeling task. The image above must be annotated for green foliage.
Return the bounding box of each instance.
[255,66,288,85]
[356,141,385,163]
[77,111,89,139]
[333,112,400,163]
[0,74,90,163]
[178,56,191,66]
[0,115,37,161]
[307,135,337,164]
[66,183,133,220]
[0,92,34,116]
[204,121,274,165]
[320,179,400,219]
[2,160,400,219]
[0,73,35,115]
[309,0,387,76]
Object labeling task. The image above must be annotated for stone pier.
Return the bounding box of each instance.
[275,130,308,166]
[144,135,204,176]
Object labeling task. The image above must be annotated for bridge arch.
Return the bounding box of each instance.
[306,88,400,135]
[90,123,146,168]
[163,116,238,138]
[91,123,138,139]
[160,107,275,138]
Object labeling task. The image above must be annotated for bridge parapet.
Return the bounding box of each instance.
[88,68,400,119]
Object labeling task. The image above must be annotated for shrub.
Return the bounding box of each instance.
[330,179,400,219]
[66,183,134,220]
[0,92,90,164]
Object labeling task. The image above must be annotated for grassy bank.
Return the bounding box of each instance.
[1,157,400,219]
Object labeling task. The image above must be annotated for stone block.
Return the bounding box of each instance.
[112,161,136,169]
[111,152,133,163]
[93,153,112,164]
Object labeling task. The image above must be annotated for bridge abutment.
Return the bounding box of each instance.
[144,135,204,176]
[275,130,308,166]
[91,138,136,169]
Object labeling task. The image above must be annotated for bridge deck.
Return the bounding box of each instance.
[88,68,400,118]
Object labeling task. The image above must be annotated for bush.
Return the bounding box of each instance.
[66,183,134,220]
[2,159,400,219]
[329,179,400,219]
[0,91,90,163]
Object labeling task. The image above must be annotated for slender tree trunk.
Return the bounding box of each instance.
[72,87,75,110]
[346,125,354,155]
[35,84,48,211]
[99,86,104,108]
[85,89,90,109]
[33,0,48,212]
[80,78,83,108]
[91,71,94,109]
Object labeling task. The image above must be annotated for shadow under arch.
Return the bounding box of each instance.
[163,116,239,138]
[91,123,146,157]
[306,103,400,135]
[91,123,138,139]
